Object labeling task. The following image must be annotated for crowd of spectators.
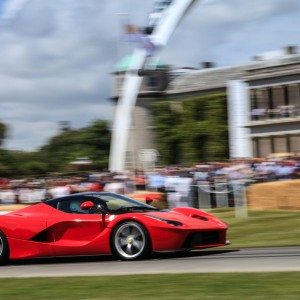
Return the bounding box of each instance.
[0,156,300,206]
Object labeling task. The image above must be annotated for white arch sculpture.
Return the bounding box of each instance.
[109,0,199,172]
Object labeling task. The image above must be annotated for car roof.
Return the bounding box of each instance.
[45,192,114,204]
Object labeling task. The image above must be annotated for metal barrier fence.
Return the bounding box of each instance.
[164,180,248,218]
[195,180,248,218]
[0,180,249,218]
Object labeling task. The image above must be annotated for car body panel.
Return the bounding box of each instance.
[46,211,107,256]
[0,203,54,240]
[0,192,228,260]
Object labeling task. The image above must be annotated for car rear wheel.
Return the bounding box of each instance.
[0,231,9,265]
[112,222,150,260]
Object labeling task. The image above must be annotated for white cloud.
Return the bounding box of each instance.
[1,0,31,21]
[0,0,300,150]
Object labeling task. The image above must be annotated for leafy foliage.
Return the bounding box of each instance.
[0,93,229,175]
[0,122,7,147]
[151,93,229,165]
[151,102,182,165]
[0,120,111,177]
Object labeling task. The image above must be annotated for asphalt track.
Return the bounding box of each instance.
[1,247,300,278]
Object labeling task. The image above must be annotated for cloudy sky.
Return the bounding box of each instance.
[0,0,300,151]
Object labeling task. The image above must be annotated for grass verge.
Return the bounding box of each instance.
[0,273,300,299]
[213,209,300,248]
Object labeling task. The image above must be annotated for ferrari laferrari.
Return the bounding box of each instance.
[0,192,229,263]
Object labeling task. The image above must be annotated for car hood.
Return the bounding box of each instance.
[144,210,227,229]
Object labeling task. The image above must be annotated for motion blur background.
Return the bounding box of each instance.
[1,1,300,299]
[1,1,300,210]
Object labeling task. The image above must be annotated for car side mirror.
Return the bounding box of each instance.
[145,196,153,205]
[80,201,95,210]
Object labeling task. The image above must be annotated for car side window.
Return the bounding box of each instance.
[57,196,100,214]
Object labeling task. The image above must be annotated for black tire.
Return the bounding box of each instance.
[0,231,9,265]
[111,221,151,260]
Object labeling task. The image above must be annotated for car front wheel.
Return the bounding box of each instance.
[111,222,150,260]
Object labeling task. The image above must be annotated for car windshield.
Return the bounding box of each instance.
[94,193,158,214]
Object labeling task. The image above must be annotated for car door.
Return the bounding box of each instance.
[46,195,107,256]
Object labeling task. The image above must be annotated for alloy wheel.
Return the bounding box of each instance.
[114,222,146,259]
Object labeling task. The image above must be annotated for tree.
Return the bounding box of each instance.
[0,122,7,147]
[151,102,182,165]
[151,93,229,165]
[59,121,71,132]
[180,93,229,163]
[39,120,111,172]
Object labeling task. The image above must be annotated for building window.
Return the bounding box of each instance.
[252,138,258,157]
[268,86,283,118]
[250,90,258,120]
[288,84,300,117]
[251,83,300,121]
[290,135,300,153]
[273,136,288,153]
[257,137,271,158]
[148,76,158,89]
[272,86,284,108]
[251,88,268,120]
[253,135,300,158]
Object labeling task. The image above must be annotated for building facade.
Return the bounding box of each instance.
[245,53,300,157]
[112,46,300,168]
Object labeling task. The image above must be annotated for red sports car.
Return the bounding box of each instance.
[0,192,229,263]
